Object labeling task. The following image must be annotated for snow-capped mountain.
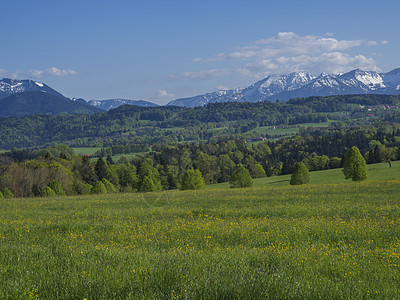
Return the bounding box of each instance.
[88,99,159,111]
[166,88,244,107]
[0,78,65,99]
[167,68,400,107]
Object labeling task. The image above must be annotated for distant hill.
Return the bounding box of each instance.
[0,92,103,117]
[0,78,65,99]
[88,99,159,111]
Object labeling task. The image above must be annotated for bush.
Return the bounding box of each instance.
[82,184,93,195]
[0,187,13,198]
[0,191,3,199]
[48,180,66,196]
[91,181,107,194]
[343,146,368,181]
[102,178,117,193]
[290,162,310,185]
[179,168,205,190]
[41,186,56,197]
[229,166,253,188]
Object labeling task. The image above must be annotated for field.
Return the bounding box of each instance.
[208,160,400,188]
[72,147,102,156]
[254,121,333,137]
[72,147,148,163]
[1,177,400,299]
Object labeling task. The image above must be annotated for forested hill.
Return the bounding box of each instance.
[0,91,102,117]
[0,94,399,149]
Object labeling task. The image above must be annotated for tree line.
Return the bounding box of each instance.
[0,94,398,149]
[0,121,399,198]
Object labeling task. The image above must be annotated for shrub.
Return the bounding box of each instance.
[82,184,93,195]
[48,180,66,196]
[290,162,310,185]
[229,166,253,188]
[90,181,107,194]
[102,178,117,193]
[41,186,56,197]
[0,191,3,199]
[179,168,205,190]
[0,187,13,198]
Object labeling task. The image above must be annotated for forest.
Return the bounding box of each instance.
[0,94,399,149]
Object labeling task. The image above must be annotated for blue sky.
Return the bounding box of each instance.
[1,0,399,104]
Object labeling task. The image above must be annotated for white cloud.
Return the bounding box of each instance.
[239,52,380,78]
[29,67,77,77]
[156,89,175,99]
[169,68,231,80]
[174,32,386,82]
[0,67,77,79]
[195,32,374,63]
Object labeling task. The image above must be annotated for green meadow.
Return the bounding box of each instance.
[208,160,400,188]
[1,168,400,299]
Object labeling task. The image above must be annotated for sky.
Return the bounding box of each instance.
[1,0,399,105]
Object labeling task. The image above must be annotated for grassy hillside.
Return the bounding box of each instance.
[208,160,400,189]
[1,179,400,299]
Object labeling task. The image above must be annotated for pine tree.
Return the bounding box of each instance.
[290,162,310,185]
[94,157,111,181]
[343,146,368,181]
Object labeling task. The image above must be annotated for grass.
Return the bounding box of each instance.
[1,177,400,298]
[72,147,101,155]
[208,160,400,189]
[254,121,333,137]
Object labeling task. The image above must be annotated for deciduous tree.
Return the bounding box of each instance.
[343,146,367,181]
[229,166,253,188]
[290,162,310,185]
[178,168,205,190]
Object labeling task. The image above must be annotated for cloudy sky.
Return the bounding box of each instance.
[1,0,399,104]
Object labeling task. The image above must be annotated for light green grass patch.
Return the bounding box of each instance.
[72,147,101,155]
[208,161,400,189]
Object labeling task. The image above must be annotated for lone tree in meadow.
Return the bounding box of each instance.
[229,166,253,188]
[290,162,310,185]
[178,168,205,190]
[343,146,368,181]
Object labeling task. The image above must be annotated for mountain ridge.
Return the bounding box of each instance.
[0,91,103,117]
[0,78,66,99]
[167,68,400,107]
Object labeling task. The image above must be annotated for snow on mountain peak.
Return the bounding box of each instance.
[167,67,400,107]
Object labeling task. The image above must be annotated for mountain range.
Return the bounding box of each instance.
[1,67,400,116]
[87,99,159,110]
[167,68,400,107]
